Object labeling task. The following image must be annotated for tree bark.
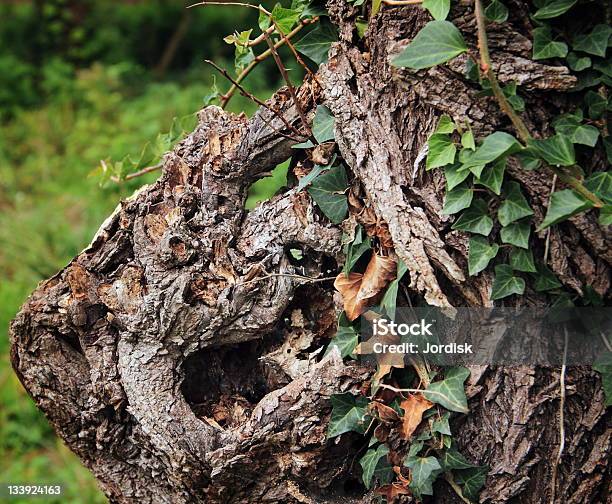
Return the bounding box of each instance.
[10,1,611,503]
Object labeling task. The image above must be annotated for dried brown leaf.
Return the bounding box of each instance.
[375,482,411,502]
[334,254,397,321]
[368,401,400,423]
[400,394,433,440]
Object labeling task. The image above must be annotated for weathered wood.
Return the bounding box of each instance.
[10,1,611,502]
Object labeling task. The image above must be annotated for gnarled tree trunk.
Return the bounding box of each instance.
[10,1,611,502]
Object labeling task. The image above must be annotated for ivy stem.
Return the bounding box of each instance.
[474,0,530,143]
[473,0,604,208]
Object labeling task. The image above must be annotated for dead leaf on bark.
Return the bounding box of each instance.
[393,465,411,486]
[348,188,394,249]
[375,482,411,502]
[399,394,433,440]
[334,254,397,320]
[368,401,400,423]
[374,423,390,443]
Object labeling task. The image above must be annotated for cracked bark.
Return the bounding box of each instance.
[10,1,611,503]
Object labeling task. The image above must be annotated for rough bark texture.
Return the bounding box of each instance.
[10,1,611,503]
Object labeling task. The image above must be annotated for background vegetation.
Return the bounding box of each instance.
[0,1,287,501]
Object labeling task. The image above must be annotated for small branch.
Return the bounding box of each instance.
[188,1,268,14]
[125,163,163,181]
[262,30,311,136]
[106,161,163,184]
[549,327,568,504]
[220,18,316,108]
[205,59,308,140]
[474,0,531,143]
[235,273,336,286]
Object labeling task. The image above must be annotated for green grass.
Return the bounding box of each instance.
[0,60,283,501]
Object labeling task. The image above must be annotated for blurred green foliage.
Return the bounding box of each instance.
[0,1,288,501]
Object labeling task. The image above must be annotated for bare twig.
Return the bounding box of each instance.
[188,1,268,14]
[262,30,311,136]
[235,273,336,286]
[550,327,568,504]
[204,59,307,139]
[220,18,316,108]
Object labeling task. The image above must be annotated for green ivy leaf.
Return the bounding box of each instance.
[510,248,537,272]
[308,165,348,223]
[444,163,471,190]
[421,0,450,21]
[461,129,476,150]
[431,413,452,436]
[455,466,488,501]
[594,59,612,78]
[593,352,612,407]
[360,444,392,488]
[468,236,499,276]
[515,150,542,171]
[427,134,456,169]
[452,199,494,236]
[553,111,600,147]
[573,24,612,57]
[605,137,612,164]
[392,20,468,69]
[498,181,534,226]
[566,52,592,71]
[460,132,521,172]
[532,26,568,60]
[476,157,506,195]
[602,205,612,226]
[326,315,358,359]
[300,0,328,17]
[533,264,562,291]
[527,134,575,166]
[295,21,338,65]
[500,220,531,249]
[371,0,383,17]
[585,172,612,204]
[297,165,328,191]
[442,184,473,215]
[355,18,368,39]
[404,456,442,497]
[327,393,370,438]
[423,367,470,413]
[439,447,477,471]
[538,189,594,230]
[343,225,371,273]
[491,264,525,300]
[485,0,509,23]
[435,114,456,134]
[532,0,577,20]
[312,105,335,143]
[271,4,301,34]
[584,90,608,119]
[381,260,408,319]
